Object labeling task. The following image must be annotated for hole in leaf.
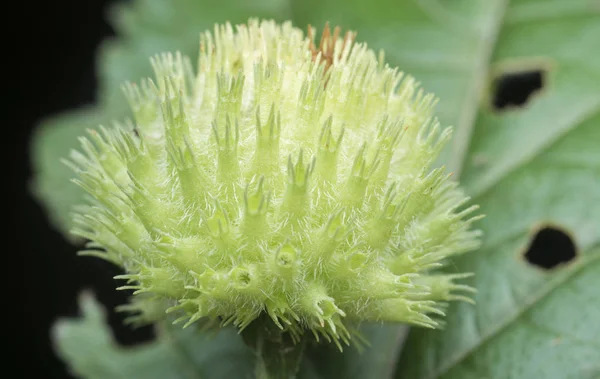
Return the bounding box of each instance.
[524,226,576,269]
[492,69,545,110]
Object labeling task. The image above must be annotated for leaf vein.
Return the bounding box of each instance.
[471,102,600,198]
[449,0,510,176]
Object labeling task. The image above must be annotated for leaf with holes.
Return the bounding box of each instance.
[294,1,600,378]
[34,0,600,378]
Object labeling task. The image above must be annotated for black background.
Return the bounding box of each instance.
[9,1,152,377]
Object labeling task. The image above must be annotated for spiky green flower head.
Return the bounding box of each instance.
[68,19,482,347]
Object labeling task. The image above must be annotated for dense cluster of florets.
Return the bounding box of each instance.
[67,19,482,347]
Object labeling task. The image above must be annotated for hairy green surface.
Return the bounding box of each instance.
[34,0,600,378]
[66,20,481,347]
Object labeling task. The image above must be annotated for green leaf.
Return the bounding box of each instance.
[397,119,600,378]
[54,293,254,379]
[36,0,600,378]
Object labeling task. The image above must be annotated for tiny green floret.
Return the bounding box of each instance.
[67,19,482,348]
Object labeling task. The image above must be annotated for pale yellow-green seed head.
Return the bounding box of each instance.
[68,19,482,347]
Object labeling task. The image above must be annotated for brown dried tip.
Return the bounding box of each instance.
[307,22,356,73]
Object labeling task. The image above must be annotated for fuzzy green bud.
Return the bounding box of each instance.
[67,19,482,348]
